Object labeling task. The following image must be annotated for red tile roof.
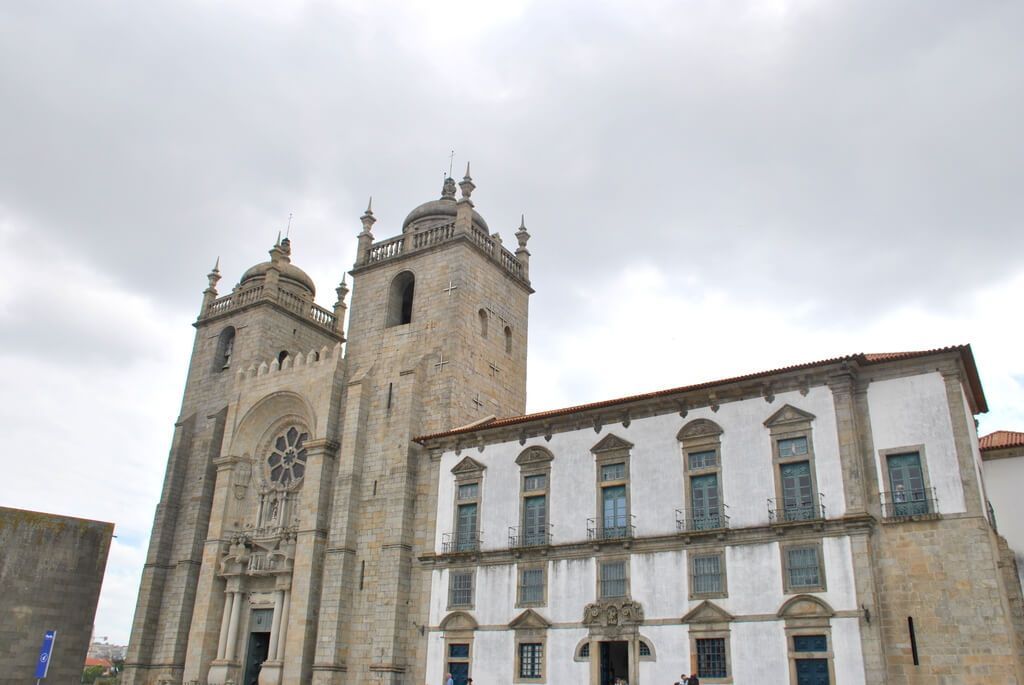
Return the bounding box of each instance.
[415,345,986,443]
[85,657,112,668]
[979,431,1024,451]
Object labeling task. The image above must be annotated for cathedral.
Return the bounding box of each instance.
[125,170,1024,685]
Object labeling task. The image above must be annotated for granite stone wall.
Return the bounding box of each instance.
[0,507,113,685]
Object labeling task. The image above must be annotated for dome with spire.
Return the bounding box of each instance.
[238,237,316,296]
[401,176,489,233]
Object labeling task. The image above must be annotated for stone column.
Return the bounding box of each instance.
[225,591,243,660]
[276,589,291,659]
[827,368,871,515]
[267,590,284,661]
[942,369,985,516]
[216,591,234,660]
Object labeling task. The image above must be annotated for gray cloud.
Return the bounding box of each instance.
[2,0,1023,643]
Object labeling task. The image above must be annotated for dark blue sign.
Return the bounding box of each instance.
[34,630,56,679]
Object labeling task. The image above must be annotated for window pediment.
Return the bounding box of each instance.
[677,418,724,442]
[439,611,478,632]
[591,433,634,454]
[451,456,486,476]
[516,446,554,466]
[764,404,816,429]
[682,600,734,624]
[509,608,551,630]
[777,594,834,619]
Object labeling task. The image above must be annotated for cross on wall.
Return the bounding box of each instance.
[472,394,484,410]
[488,362,501,377]
[435,353,449,371]
[443,281,458,296]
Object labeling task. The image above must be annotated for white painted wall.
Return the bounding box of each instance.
[983,455,1024,589]
[435,387,847,553]
[867,372,966,513]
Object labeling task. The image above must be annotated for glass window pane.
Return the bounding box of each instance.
[601,462,626,481]
[448,643,470,658]
[524,474,547,491]
[787,547,820,587]
[693,554,722,594]
[639,641,651,657]
[520,568,544,604]
[778,436,809,457]
[600,561,626,598]
[697,638,727,678]
[449,571,473,606]
[793,635,827,652]
[457,483,478,500]
[519,643,543,678]
[688,450,717,470]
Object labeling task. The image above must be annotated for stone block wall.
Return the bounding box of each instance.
[0,507,113,685]
[874,516,1024,684]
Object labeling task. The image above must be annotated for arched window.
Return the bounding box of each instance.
[479,309,488,338]
[386,271,415,327]
[214,327,235,371]
[277,350,289,365]
[504,326,512,354]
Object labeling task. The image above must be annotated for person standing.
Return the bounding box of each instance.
[445,673,454,685]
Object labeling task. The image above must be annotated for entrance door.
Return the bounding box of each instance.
[780,461,813,520]
[796,658,830,685]
[599,641,628,685]
[242,632,270,685]
[690,473,720,529]
[887,452,927,516]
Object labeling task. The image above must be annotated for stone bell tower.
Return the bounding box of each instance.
[311,166,534,684]
[124,165,532,685]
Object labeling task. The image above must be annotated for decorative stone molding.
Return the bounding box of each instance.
[515,446,554,466]
[451,456,486,476]
[764,404,816,429]
[591,433,634,454]
[677,418,724,442]
[777,594,835,620]
[439,611,478,632]
[583,600,644,628]
[509,608,551,630]
[682,600,734,625]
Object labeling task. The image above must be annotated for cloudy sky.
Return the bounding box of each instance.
[1,0,1022,645]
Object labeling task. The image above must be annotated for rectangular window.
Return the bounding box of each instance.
[793,635,827,652]
[696,638,727,678]
[518,643,543,679]
[690,473,721,529]
[692,554,722,595]
[887,451,929,516]
[457,482,479,500]
[688,449,718,470]
[523,474,547,491]
[601,462,626,482]
[787,546,821,588]
[780,460,814,520]
[449,571,474,607]
[600,560,627,598]
[519,568,545,605]
[447,643,471,685]
[456,503,478,551]
[602,485,628,537]
[523,495,547,545]
[778,436,809,457]
[449,644,470,658]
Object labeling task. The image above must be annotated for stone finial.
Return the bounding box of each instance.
[201,257,222,315]
[515,215,531,280]
[356,198,376,266]
[333,275,349,338]
[459,162,475,200]
[360,197,376,234]
[441,176,457,200]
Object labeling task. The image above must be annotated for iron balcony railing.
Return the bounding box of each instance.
[768,495,826,523]
[676,505,730,533]
[442,530,482,554]
[508,525,553,549]
[587,516,636,542]
[881,487,938,519]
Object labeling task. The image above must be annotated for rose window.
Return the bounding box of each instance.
[267,427,309,485]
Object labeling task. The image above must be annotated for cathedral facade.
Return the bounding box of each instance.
[125,171,1024,685]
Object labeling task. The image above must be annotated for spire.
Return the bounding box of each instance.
[206,258,222,290]
[360,196,376,234]
[516,214,530,246]
[333,275,350,337]
[515,214,531,281]
[201,256,222,315]
[459,161,475,200]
